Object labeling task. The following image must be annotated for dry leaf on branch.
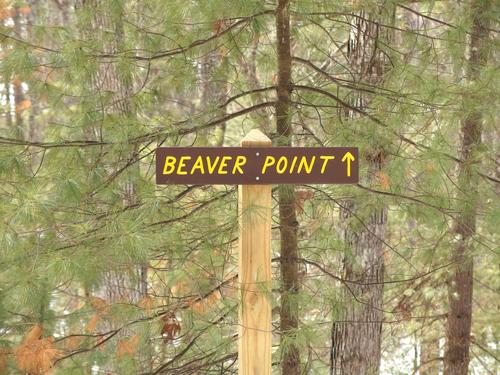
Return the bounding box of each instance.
[18,6,31,15]
[138,296,154,313]
[160,314,181,343]
[89,296,110,315]
[190,290,221,315]
[116,334,140,358]
[0,0,12,20]
[25,325,43,342]
[15,99,32,113]
[375,171,391,190]
[295,190,315,214]
[212,19,225,35]
[15,326,61,375]
[64,336,84,351]
[85,314,101,333]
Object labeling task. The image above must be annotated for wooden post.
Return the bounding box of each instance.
[238,129,272,375]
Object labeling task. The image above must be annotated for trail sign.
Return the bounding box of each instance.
[155,130,358,375]
[156,146,359,185]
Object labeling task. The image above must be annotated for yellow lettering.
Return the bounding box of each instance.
[261,156,276,174]
[163,156,177,175]
[190,156,205,174]
[218,156,231,175]
[289,156,298,174]
[177,156,191,175]
[276,156,288,174]
[232,156,246,174]
[206,156,220,174]
[320,156,335,173]
[297,156,316,174]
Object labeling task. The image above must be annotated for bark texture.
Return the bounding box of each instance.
[199,47,228,146]
[77,2,148,371]
[12,7,26,139]
[444,1,491,374]
[78,0,144,305]
[331,7,393,375]
[276,1,300,374]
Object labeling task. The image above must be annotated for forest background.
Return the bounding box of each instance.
[0,0,498,374]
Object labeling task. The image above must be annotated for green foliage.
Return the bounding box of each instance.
[0,0,498,373]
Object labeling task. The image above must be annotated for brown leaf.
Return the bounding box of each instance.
[18,6,31,15]
[15,99,31,113]
[64,336,84,351]
[138,296,154,312]
[190,290,221,315]
[395,301,412,321]
[212,19,224,35]
[295,190,315,214]
[12,76,22,88]
[85,315,100,333]
[0,348,9,373]
[375,171,391,190]
[15,337,60,374]
[89,296,110,315]
[24,324,43,343]
[171,281,188,297]
[161,315,181,343]
[0,0,13,20]
[116,335,140,358]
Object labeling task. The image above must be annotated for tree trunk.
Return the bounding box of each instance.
[12,7,26,140]
[331,7,393,375]
[444,1,491,374]
[199,48,228,146]
[332,200,386,375]
[77,0,144,303]
[276,1,300,374]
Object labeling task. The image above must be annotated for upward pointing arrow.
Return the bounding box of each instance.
[341,152,355,177]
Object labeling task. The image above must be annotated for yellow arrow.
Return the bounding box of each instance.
[341,152,355,177]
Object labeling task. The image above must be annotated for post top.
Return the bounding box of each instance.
[241,129,272,147]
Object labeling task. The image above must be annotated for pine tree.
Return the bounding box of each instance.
[444,1,493,373]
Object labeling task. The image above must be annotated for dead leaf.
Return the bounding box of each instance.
[160,314,181,343]
[138,296,154,313]
[85,315,100,333]
[213,19,224,35]
[0,348,9,373]
[89,296,110,315]
[395,301,411,321]
[24,324,43,343]
[15,334,60,374]
[295,190,314,214]
[64,336,84,351]
[375,171,390,190]
[190,290,221,315]
[12,76,22,88]
[171,281,188,297]
[18,6,31,15]
[0,0,13,20]
[15,99,31,113]
[116,335,140,358]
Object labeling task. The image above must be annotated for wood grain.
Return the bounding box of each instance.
[238,129,272,375]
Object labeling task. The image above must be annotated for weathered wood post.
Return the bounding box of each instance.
[238,129,272,375]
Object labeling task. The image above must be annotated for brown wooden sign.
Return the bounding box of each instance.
[156,147,358,185]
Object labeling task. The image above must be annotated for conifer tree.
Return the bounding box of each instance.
[444,1,493,373]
